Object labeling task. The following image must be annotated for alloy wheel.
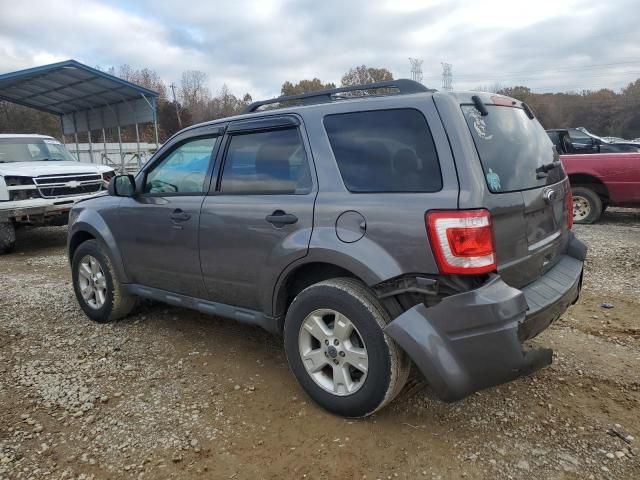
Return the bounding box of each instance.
[77,255,108,310]
[298,309,369,396]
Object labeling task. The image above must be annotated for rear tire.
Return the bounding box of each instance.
[71,240,136,323]
[0,222,16,254]
[283,278,410,417]
[572,186,602,224]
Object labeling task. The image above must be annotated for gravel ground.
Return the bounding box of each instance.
[1,208,639,480]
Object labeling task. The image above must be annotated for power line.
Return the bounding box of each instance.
[422,60,640,81]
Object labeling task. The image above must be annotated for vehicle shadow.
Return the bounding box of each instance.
[598,207,640,225]
[12,226,68,256]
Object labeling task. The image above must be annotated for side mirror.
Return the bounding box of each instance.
[108,174,136,197]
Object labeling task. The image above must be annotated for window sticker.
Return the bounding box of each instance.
[468,108,493,140]
[486,168,501,191]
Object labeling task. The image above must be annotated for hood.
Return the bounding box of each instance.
[0,161,113,177]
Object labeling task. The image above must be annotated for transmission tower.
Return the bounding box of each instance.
[441,62,453,91]
[409,58,423,84]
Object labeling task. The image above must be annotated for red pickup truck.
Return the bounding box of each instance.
[548,129,640,223]
[561,153,640,223]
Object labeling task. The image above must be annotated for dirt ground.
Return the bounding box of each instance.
[1,208,639,480]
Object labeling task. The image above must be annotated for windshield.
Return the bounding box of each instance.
[461,105,565,193]
[0,138,77,163]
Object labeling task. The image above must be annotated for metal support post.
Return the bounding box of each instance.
[86,110,93,163]
[135,122,141,169]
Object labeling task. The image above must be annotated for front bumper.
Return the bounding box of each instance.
[385,235,586,401]
[0,192,106,223]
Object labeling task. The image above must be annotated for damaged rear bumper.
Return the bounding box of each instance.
[385,237,586,402]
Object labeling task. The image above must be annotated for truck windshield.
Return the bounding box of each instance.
[0,138,77,163]
[461,105,565,193]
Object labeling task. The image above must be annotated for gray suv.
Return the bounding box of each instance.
[67,80,586,417]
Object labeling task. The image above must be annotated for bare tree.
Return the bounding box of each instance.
[281,79,336,96]
[341,65,393,87]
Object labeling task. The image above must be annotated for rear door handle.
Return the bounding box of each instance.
[170,209,191,222]
[265,210,298,226]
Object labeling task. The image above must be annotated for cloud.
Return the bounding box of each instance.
[0,0,639,98]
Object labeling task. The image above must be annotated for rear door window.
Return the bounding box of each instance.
[461,105,565,193]
[219,128,312,195]
[324,109,442,193]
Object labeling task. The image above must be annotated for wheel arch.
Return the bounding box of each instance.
[568,173,610,202]
[68,214,129,284]
[68,230,96,261]
[272,256,385,333]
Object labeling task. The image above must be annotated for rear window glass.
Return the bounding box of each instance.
[324,109,442,193]
[462,105,565,193]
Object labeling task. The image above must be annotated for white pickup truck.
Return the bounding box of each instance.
[0,134,114,253]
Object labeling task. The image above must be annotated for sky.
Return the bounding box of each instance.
[1,0,639,99]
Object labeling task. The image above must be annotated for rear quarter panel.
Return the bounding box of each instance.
[295,94,460,285]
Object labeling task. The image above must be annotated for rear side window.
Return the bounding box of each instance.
[220,128,312,195]
[324,109,442,193]
[462,105,565,193]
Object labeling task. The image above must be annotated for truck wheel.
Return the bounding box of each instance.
[71,239,136,323]
[283,278,410,417]
[571,186,602,224]
[0,222,16,254]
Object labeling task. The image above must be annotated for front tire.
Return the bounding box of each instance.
[0,222,16,254]
[572,186,602,224]
[283,278,410,417]
[71,240,136,322]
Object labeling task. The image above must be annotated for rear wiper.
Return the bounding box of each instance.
[536,160,561,178]
[471,95,489,116]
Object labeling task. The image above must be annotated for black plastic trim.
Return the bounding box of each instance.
[243,79,432,113]
[227,115,300,133]
[124,284,279,334]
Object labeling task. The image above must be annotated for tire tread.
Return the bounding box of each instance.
[287,277,410,416]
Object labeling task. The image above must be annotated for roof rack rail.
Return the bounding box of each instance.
[242,79,432,114]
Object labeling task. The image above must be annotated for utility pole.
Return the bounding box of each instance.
[441,63,453,91]
[169,82,182,129]
[409,58,423,84]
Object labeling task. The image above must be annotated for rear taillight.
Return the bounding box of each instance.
[566,189,574,229]
[426,209,497,275]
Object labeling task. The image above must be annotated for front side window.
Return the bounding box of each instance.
[220,128,312,195]
[324,109,442,193]
[145,136,218,194]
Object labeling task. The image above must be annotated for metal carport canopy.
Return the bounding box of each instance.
[0,59,159,139]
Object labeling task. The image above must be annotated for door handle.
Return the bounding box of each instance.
[265,210,298,226]
[170,209,191,222]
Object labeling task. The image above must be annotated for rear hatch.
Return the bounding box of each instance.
[459,95,572,288]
